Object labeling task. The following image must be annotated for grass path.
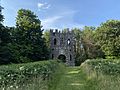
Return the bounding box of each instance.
[54,66,87,90]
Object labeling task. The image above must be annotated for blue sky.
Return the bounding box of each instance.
[1,0,120,29]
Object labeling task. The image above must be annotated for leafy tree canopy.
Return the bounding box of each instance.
[95,20,120,58]
[16,9,42,30]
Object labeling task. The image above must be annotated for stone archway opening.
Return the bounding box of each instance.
[58,54,66,63]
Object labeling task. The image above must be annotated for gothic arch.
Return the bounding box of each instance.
[58,54,66,63]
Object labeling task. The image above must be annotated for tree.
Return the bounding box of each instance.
[43,30,50,49]
[0,5,4,43]
[72,27,105,65]
[82,26,104,59]
[12,9,49,62]
[0,6,3,23]
[0,6,12,64]
[72,28,85,65]
[95,20,120,58]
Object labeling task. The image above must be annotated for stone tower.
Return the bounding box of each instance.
[50,29,75,66]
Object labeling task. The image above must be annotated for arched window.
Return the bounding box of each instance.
[67,39,70,45]
[54,38,57,45]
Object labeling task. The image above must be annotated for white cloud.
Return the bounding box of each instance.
[41,10,85,29]
[38,3,44,8]
[42,16,63,29]
[37,3,50,10]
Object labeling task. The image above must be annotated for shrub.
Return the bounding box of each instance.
[83,59,120,75]
[0,60,59,89]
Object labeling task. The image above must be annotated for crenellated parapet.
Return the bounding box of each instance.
[50,28,75,36]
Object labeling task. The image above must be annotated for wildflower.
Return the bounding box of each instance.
[16,86,18,89]
[2,87,5,90]
[7,74,10,77]
[10,85,13,88]
[34,68,37,72]
[19,66,24,70]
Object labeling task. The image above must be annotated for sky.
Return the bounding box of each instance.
[1,0,120,29]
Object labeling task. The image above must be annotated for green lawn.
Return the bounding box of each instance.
[52,67,87,90]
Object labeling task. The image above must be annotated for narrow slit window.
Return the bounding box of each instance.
[54,38,57,45]
[70,55,72,61]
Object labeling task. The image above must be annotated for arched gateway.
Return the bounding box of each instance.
[50,29,75,66]
[58,54,66,63]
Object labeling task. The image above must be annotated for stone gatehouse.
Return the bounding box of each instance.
[50,29,75,66]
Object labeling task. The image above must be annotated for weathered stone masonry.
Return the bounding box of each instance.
[50,29,75,66]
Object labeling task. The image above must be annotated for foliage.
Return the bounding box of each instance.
[72,27,104,65]
[86,59,120,75]
[0,8,49,64]
[43,60,120,90]
[95,20,120,58]
[81,59,120,90]
[43,30,51,49]
[0,60,60,89]
[8,9,49,63]
[0,6,4,23]
[72,28,86,65]
[48,63,65,90]
[0,6,13,64]
[16,9,42,31]
[82,26,104,59]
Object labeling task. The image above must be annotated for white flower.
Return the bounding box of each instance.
[10,85,13,88]
[19,66,24,70]
[16,86,18,89]
[34,69,37,72]
[7,74,10,77]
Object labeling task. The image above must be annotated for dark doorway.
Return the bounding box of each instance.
[58,54,66,63]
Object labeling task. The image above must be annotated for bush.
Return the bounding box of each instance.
[0,60,59,89]
[83,59,120,75]
[81,59,120,90]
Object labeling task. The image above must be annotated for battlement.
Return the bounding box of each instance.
[50,28,74,35]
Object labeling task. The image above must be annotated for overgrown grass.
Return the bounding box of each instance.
[48,63,66,90]
[81,59,120,90]
[0,60,62,90]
